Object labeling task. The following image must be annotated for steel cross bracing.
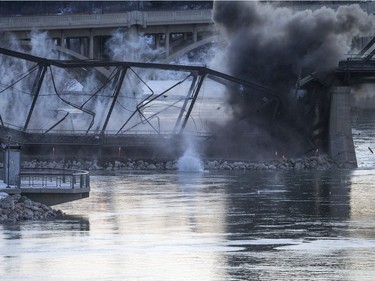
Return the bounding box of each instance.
[0,47,282,146]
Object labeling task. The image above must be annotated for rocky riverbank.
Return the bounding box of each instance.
[0,193,65,223]
[20,154,338,171]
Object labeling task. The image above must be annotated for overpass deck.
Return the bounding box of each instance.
[0,9,213,31]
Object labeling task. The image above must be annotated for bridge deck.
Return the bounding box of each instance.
[0,9,213,31]
[336,58,375,83]
[0,124,186,147]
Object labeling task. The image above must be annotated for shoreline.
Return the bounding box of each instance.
[19,154,339,171]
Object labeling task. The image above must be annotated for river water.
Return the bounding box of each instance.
[1,110,375,281]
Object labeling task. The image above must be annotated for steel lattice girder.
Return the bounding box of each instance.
[0,47,282,140]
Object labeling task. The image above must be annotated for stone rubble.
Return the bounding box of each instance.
[0,194,65,223]
[20,154,338,171]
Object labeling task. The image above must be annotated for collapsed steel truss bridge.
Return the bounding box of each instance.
[0,47,282,157]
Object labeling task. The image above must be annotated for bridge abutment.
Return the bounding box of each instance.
[328,86,357,167]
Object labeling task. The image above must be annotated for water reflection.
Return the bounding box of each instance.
[221,170,353,280]
[352,110,375,167]
[0,169,374,280]
[225,170,351,238]
[1,216,90,238]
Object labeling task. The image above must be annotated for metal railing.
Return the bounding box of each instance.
[338,58,375,70]
[13,168,90,189]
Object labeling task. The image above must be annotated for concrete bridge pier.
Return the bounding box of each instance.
[89,31,94,59]
[328,86,357,167]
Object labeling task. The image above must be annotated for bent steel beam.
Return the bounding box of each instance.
[180,73,206,134]
[101,66,128,134]
[116,74,192,134]
[173,74,198,133]
[0,47,280,102]
[23,64,47,131]
[357,36,375,58]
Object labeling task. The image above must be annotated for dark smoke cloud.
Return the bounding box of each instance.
[214,1,373,93]
[209,1,374,158]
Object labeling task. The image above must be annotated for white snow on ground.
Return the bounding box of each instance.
[0,182,14,189]
[0,192,9,199]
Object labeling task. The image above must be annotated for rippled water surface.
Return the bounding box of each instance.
[1,169,375,281]
[1,110,375,281]
[352,110,375,168]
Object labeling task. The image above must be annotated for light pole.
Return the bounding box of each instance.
[6,136,10,188]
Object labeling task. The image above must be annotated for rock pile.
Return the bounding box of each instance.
[0,194,65,223]
[204,155,338,171]
[19,154,338,171]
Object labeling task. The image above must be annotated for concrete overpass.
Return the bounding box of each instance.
[0,9,216,61]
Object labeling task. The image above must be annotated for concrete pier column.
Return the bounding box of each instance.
[89,31,94,59]
[66,38,71,50]
[155,34,161,49]
[79,38,85,55]
[60,30,66,48]
[328,86,357,167]
[165,29,170,57]
[128,26,139,61]
[193,26,197,43]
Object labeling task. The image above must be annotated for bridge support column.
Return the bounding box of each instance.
[128,26,139,61]
[89,31,94,59]
[165,29,170,57]
[155,34,161,49]
[193,26,197,43]
[60,30,66,48]
[328,86,357,167]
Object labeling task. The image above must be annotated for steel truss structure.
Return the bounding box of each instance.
[0,47,282,149]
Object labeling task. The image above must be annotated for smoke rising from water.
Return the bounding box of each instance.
[177,135,204,172]
[210,1,375,158]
